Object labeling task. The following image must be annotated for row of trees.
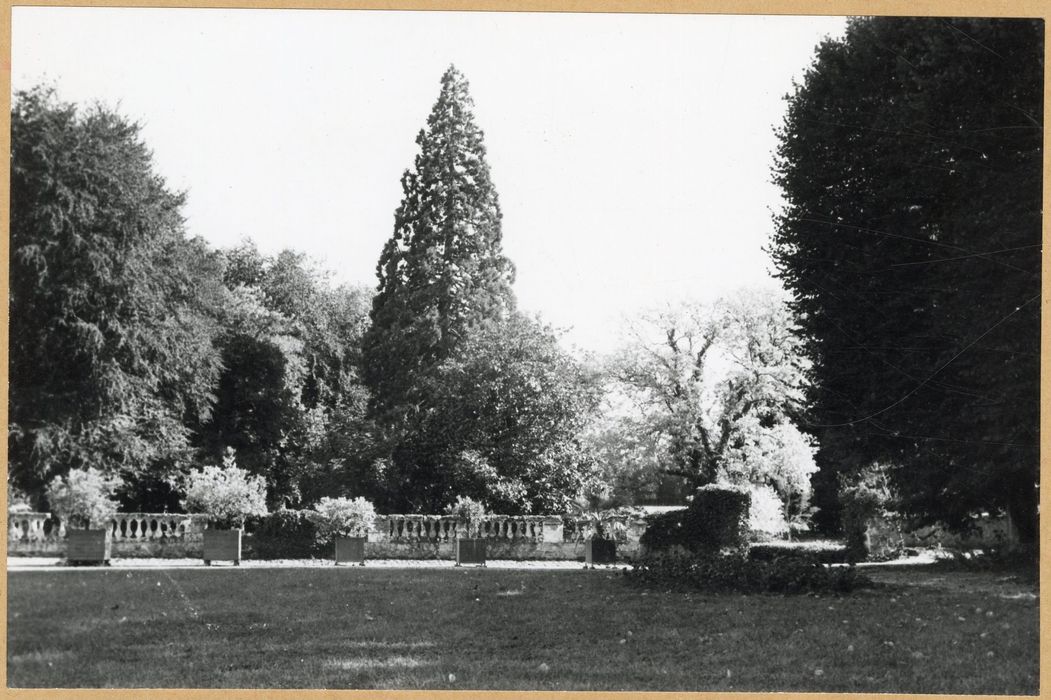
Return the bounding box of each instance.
[10,85,376,511]
[11,69,820,525]
[29,20,1037,538]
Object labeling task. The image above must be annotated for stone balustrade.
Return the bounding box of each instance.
[372,514,563,543]
[9,511,64,547]
[8,512,212,557]
[7,510,647,560]
[372,515,459,543]
[108,513,211,542]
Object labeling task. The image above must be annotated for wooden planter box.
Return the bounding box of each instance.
[66,529,111,565]
[334,536,367,566]
[203,529,242,565]
[456,538,487,567]
[585,538,617,568]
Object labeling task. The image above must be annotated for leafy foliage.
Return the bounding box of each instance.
[425,314,603,513]
[581,413,690,507]
[9,87,225,505]
[611,291,817,512]
[182,450,268,528]
[45,467,121,529]
[445,495,488,536]
[310,497,377,543]
[747,484,788,538]
[838,462,897,559]
[770,18,1042,541]
[198,242,374,509]
[627,550,871,594]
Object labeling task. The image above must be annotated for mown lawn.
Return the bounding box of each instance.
[6,565,1039,693]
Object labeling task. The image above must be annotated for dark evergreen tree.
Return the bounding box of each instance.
[9,87,225,508]
[363,66,515,419]
[770,18,1042,541]
[361,66,520,511]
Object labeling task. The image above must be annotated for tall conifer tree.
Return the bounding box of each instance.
[363,66,515,417]
[361,67,519,511]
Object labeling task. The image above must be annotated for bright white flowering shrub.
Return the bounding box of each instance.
[182,450,267,528]
[748,484,788,538]
[310,496,377,543]
[46,467,121,529]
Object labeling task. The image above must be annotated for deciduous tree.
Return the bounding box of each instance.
[612,291,817,512]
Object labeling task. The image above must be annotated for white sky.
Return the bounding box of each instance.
[12,8,847,355]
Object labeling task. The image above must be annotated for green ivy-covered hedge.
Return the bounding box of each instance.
[640,485,751,554]
[245,510,324,559]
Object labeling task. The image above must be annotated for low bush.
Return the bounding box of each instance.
[640,485,750,554]
[445,495,488,537]
[45,467,121,529]
[182,449,268,528]
[246,510,322,559]
[310,496,376,544]
[748,541,847,564]
[626,550,871,594]
[927,546,1038,581]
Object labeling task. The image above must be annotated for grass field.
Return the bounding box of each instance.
[6,564,1039,692]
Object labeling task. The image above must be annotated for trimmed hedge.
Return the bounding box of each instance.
[245,510,324,559]
[640,485,751,554]
[748,541,848,564]
[627,550,871,594]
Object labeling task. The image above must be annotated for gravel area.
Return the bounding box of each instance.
[8,556,596,571]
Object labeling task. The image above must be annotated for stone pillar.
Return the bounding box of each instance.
[625,518,648,545]
[541,516,564,545]
[370,515,390,543]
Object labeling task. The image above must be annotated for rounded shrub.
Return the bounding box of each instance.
[182,450,268,528]
[445,495,488,536]
[641,484,751,554]
[46,467,121,529]
[310,496,377,545]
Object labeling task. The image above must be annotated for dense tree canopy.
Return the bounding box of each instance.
[362,67,600,513]
[9,88,225,506]
[770,18,1042,540]
[198,242,373,508]
[423,314,603,513]
[9,79,602,517]
[611,291,818,516]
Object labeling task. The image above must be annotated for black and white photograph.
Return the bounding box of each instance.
[5,5,1042,694]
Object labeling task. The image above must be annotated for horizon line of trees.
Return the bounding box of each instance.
[9,72,819,527]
